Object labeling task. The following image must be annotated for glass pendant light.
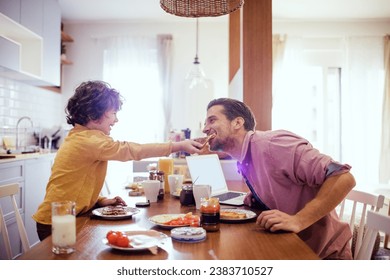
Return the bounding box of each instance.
[185,18,208,89]
[184,18,214,138]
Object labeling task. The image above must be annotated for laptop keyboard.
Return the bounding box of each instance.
[213,192,243,201]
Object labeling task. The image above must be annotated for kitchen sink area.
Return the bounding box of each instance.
[0,116,60,160]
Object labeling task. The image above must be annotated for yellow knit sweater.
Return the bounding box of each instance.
[33,124,172,225]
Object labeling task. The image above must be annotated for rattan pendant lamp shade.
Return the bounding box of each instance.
[160,0,244,17]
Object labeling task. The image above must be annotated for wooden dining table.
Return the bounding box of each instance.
[17,181,319,260]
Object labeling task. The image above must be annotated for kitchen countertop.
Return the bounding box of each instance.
[0,152,56,162]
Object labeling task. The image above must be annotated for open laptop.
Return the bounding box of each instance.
[185,154,246,206]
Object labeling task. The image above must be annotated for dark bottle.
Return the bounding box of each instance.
[156,171,165,200]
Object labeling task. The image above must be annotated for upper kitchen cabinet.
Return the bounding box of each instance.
[0,0,21,22]
[20,0,44,36]
[42,0,61,86]
[0,0,61,86]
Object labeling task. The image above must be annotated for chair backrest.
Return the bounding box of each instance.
[338,189,385,258]
[0,183,30,259]
[356,210,390,260]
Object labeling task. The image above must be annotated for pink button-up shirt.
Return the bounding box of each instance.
[237,130,352,259]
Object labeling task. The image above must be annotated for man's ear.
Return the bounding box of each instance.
[232,117,245,129]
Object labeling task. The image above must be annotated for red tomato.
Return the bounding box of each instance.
[106,230,117,239]
[116,234,130,248]
[107,232,119,245]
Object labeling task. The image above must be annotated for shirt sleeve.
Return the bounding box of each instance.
[84,131,173,161]
[325,161,351,178]
[268,132,350,188]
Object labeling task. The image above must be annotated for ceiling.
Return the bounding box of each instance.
[59,0,390,23]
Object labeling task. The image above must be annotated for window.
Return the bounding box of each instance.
[273,36,384,187]
[102,37,164,143]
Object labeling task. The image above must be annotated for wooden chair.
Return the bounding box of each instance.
[0,183,30,259]
[338,189,385,258]
[356,210,390,260]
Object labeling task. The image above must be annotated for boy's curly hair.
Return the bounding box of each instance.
[65,81,123,126]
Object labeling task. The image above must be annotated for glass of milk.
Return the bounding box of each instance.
[51,201,76,254]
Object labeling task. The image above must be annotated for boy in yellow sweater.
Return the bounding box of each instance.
[33,80,202,241]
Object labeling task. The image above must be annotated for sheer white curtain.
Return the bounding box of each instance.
[99,36,166,143]
[272,36,312,139]
[157,35,173,140]
[341,37,384,187]
[272,35,385,188]
[379,35,390,183]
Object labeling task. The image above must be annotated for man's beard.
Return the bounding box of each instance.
[210,136,235,152]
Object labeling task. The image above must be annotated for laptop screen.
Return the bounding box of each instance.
[185,154,228,196]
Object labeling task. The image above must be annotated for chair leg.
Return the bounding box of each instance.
[385,205,390,249]
[0,207,13,259]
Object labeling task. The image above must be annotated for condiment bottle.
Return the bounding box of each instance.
[158,157,174,193]
[200,197,220,232]
[156,170,165,200]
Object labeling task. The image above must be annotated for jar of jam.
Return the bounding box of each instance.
[200,197,220,232]
[180,185,195,206]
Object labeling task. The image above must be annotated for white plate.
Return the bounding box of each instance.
[92,206,140,220]
[103,230,168,253]
[220,209,257,222]
[149,214,191,229]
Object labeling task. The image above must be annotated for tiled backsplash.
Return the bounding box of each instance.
[0,77,65,149]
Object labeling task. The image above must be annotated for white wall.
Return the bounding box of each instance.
[61,20,229,132]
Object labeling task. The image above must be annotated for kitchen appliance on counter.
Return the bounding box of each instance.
[33,126,62,151]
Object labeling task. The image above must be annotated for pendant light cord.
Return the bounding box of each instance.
[194,18,200,64]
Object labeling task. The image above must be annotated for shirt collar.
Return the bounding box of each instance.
[237,130,255,163]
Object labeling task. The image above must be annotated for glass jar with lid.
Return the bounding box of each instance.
[200,197,220,232]
[179,185,195,206]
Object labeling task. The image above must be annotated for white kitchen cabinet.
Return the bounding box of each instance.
[0,0,44,36]
[0,160,25,259]
[41,0,61,86]
[0,215,25,259]
[24,154,54,247]
[0,0,61,86]
[20,0,43,36]
[0,154,54,259]
[0,35,20,72]
[0,0,21,22]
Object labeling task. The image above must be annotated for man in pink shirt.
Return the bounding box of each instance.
[203,98,356,259]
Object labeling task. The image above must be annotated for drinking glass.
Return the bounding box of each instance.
[51,201,76,254]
